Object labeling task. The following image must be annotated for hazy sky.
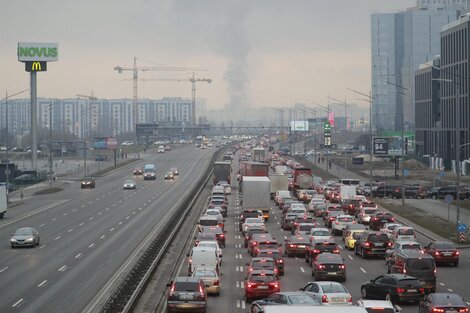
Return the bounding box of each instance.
[0,0,415,110]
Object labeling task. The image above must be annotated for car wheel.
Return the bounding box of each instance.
[385,293,392,302]
[361,287,368,299]
[11,245,15,249]
[37,238,40,246]
[251,305,260,313]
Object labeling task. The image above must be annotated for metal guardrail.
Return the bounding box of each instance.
[98,146,230,313]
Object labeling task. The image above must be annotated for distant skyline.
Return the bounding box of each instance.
[0,0,415,110]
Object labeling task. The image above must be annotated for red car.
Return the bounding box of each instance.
[247,233,274,256]
[257,249,284,275]
[423,241,460,266]
[284,235,310,257]
[245,270,280,303]
[247,257,278,277]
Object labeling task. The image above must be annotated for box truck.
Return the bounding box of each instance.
[0,185,7,219]
[269,174,288,199]
[242,176,271,220]
[213,161,231,184]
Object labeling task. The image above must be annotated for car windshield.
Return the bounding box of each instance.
[368,234,389,242]
[398,229,414,235]
[321,284,347,293]
[299,225,313,231]
[253,260,275,268]
[124,180,134,184]
[249,274,276,282]
[174,282,198,292]
[312,230,330,236]
[397,279,421,287]
[15,228,33,236]
[401,244,421,250]
[365,209,377,214]
[258,251,281,259]
[406,258,435,270]
[338,217,353,222]
[365,309,396,313]
[434,294,464,305]
[288,294,318,304]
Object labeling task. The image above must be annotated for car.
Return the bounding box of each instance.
[361,274,425,303]
[164,171,174,179]
[423,241,460,266]
[244,228,269,248]
[419,293,469,313]
[248,233,275,256]
[293,222,317,236]
[357,207,379,224]
[324,211,343,228]
[342,223,366,239]
[166,277,207,313]
[196,240,223,263]
[256,249,284,275]
[299,281,352,305]
[373,185,403,199]
[291,216,316,234]
[250,292,321,312]
[385,240,423,263]
[369,212,395,231]
[331,215,355,236]
[243,217,265,234]
[357,299,400,313]
[200,226,225,248]
[81,177,95,188]
[281,213,302,230]
[390,226,416,242]
[404,185,428,199]
[133,168,143,175]
[240,209,264,231]
[170,167,179,175]
[247,257,279,277]
[157,145,165,153]
[311,252,346,281]
[311,204,328,217]
[342,199,362,216]
[245,270,280,303]
[191,267,221,296]
[284,235,310,257]
[437,185,469,200]
[380,223,403,237]
[307,228,333,242]
[344,229,366,250]
[355,231,391,259]
[305,238,339,265]
[194,233,217,246]
[123,179,136,190]
[10,227,40,248]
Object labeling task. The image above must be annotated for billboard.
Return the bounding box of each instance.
[93,137,117,150]
[18,42,59,62]
[328,111,335,127]
[290,121,309,132]
[373,137,407,156]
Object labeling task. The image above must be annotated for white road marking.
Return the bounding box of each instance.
[63,212,68,216]
[466,302,470,306]
[105,208,110,211]
[126,216,130,220]
[348,255,353,260]
[240,281,244,288]
[72,208,77,212]
[112,204,116,207]
[236,281,240,288]
[277,221,280,225]
[68,229,74,233]
[75,253,83,259]
[138,207,142,210]
[100,235,106,239]
[24,255,30,259]
[284,236,287,240]
[89,217,94,220]
[12,298,24,308]
[274,216,277,219]
[37,280,47,287]
[110,228,114,232]
[81,204,85,208]
[0,267,8,273]
[89,201,93,204]
[118,221,123,225]
[236,300,241,308]
[143,203,147,206]
[448,288,454,292]
[440,283,445,286]
[242,300,246,309]
[79,222,84,226]
[395,305,402,311]
[89,243,95,248]
[52,218,57,221]
[96,198,100,201]
[238,254,243,259]
[132,211,136,215]
[58,265,67,272]
[240,266,243,272]
[360,267,367,273]
[236,266,239,272]
[338,245,343,250]
[39,224,45,227]
[39,245,46,249]
[300,267,305,273]
[55,236,61,240]
[98,212,102,215]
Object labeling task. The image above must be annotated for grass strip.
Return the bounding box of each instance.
[34,187,63,195]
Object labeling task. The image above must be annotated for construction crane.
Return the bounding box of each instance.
[122,73,212,125]
[114,57,204,128]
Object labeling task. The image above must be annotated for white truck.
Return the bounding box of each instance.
[340,184,357,200]
[253,147,266,162]
[0,185,7,219]
[242,176,271,221]
[297,174,314,189]
[269,174,288,199]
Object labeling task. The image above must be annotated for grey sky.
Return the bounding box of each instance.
[0,0,414,110]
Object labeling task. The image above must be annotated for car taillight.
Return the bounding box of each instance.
[335,221,339,225]
[455,251,460,255]
[348,296,352,303]
[313,249,320,253]
[270,282,279,289]
[435,251,440,256]
[247,282,253,289]
[419,288,425,293]
[199,285,204,296]
[220,234,224,238]
[390,218,395,222]
[318,264,325,269]
[388,242,392,247]
[322,295,328,303]
[213,280,220,286]
[457,309,469,313]
[277,259,283,263]
[432,309,445,313]
[249,267,253,272]
[329,217,335,220]
[289,244,295,248]
[396,288,405,293]
[364,242,371,247]
[189,258,192,263]
[253,242,258,246]
[169,284,175,296]
[333,249,339,253]
[339,265,345,269]
[372,217,378,221]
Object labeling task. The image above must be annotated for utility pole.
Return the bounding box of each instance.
[49,101,53,188]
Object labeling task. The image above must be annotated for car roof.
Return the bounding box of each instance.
[385,274,420,280]
[252,257,275,262]
[358,300,395,309]
[174,276,202,283]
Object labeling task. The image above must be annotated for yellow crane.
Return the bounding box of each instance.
[114,57,204,127]
[122,73,212,125]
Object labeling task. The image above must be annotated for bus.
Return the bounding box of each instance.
[339,178,360,186]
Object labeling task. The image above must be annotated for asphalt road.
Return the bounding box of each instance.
[0,145,215,313]
[173,150,470,313]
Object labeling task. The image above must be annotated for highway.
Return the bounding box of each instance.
[172,149,470,313]
[0,145,215,313]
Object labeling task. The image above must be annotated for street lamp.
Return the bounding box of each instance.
[328,96,352,173]
[309,101,331,172]
[1,89,30,193]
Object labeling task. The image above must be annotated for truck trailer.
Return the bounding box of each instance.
[242,176,271,220]
[213,161,231,185]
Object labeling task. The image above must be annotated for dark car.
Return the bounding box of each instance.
[311,252,346,281]
[167,277,207,313]
[284,235,310,257]
[324,211,343,228]
[369,212,395,231]
[281,213,302,230]
[244,228,269,248]
[245,270,280,303]
[373,185,403,199]
[437,185,469,200]
[305,239,339,264]
[80,177,95,188]
[133,167,143,175]
[361,274,425,303]
[200,226,225,248]
[291,216,317,234]
[423,241,460,266]
[251,292,320,311]
[404,185,428,199]
[355,231,391,258]
[247,257,278,277]
[427,187,440,199]
[419,293,468,313]
[248,233,275,256]
[342,199,362,216]
[256,249,284,275]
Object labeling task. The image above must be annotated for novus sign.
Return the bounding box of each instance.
[17,42,58,62]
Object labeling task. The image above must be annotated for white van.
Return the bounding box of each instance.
[187,246,219,275]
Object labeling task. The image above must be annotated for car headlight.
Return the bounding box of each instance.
[26,238,34,242]
[10,238,16,242]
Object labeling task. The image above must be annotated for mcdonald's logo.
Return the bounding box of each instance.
[25,61,47,72]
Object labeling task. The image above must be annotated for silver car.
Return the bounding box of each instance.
[123,179,137,190]
[11,227,40,248]
[300,281,352,305]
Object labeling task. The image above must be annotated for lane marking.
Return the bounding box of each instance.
[126,216,130,220]
[236,266,239,272]
[110,228,114,232]
[100,235,106,239]
[58,265,67,272]
[39,245,46,249]
[112,204,116,207]
[89,243,95,248]
[237,300,240,308]
[81,204,85,208]
[98,212,102,215]
[63,212,68,216]
[55,236,61,240]
[440,283,445,286]
[236,281,240,288]
[79,222,84,226]
[12,298,24,308]
[300,267,305,273]
[240,266,243,272]
[39,224,45,227]
[338,245,343,250]
[75,253,83,259]
[118,222,123,225]
[68,229,74,232]
[0,267,8,273]
[448,288,454,292]
[105,208,110,211]
[360,267,367,273]
[395,305,402,311]
[348,255,353,260]
[242,300,246,309]
[284,236,287,240]
[72,208,77,212]
[89,217,94,221]
[37,280,47,287]
[240,281,244,288]
[52,218,57,221]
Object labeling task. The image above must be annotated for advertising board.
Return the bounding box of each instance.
[18,42,58,62]
[290,121,309,132]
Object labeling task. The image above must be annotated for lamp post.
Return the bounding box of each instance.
[310,101,331,172]
[328,96,351,173]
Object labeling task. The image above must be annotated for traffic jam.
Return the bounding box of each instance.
[166,139,467,313]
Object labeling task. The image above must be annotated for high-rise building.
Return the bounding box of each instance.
[371,0,469,131]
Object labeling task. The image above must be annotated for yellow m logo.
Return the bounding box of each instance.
[31,62,42,71]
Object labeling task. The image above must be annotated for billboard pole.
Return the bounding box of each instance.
[31,71,38,171]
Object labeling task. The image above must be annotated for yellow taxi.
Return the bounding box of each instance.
[344,229,366,250]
